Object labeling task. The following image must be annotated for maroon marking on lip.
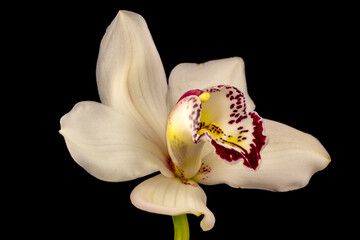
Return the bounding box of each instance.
[211,139,245,163]
[194,85,267,170]
[209,112,267,170]
[243,112,267,169]
[236,115,247,123]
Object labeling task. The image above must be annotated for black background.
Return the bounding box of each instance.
[16,2,353,239]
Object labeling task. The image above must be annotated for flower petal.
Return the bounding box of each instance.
[130,174,215,231]
[196,85,267,170]
[193,119,331,192]
[168,57,255,111]
[96,10,168,151]
[60,101,172,182]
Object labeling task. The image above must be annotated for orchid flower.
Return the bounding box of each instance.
[59,10,330,239]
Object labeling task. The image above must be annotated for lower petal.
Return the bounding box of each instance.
[194,119,331,191]
[130,174,215,231]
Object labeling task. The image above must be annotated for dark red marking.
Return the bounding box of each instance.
[198,163,211,175]
[210,112,267,170]
[181,179,198,187]
[190,85,267,170]
[243,112,267,169]
[211,139,245,163]
[236,115,247,123]
[177,89,204,103]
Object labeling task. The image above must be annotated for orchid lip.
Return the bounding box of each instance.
[194,85,267,170]
[167,85,267,181]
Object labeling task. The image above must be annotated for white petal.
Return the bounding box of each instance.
[168,57,255,111]
[60,101,172,182]
[96,10,168,151]
[194,119,331,192]
[130,174,215,231]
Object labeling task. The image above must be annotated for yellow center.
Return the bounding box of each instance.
[199,92,210,102]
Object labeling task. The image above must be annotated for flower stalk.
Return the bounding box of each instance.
[172,214,190,240]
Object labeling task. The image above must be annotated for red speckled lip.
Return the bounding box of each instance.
[209,112,266,170]
[194,85,267,170]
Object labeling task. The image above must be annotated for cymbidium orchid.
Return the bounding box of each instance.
[59,10,330,239]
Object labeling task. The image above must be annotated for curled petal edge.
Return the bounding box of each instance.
[130,174,215,231]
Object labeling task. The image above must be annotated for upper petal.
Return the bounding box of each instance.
[60,101,172,182]
[130,174,215,231]
[194,119,331,192]
[96,11,168,151]
[168,57,255,111]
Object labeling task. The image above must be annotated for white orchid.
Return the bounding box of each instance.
[59,10,330,238]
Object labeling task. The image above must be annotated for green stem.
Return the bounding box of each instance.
[172,214,190,240]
